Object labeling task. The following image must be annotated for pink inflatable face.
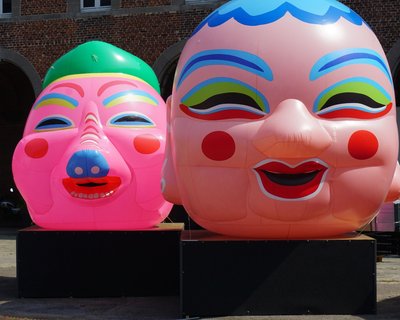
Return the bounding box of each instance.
[164,1,400,238]
[13,74,172,229]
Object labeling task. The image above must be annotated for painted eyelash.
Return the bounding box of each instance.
[316,102,392,119]
[179,104,265,120]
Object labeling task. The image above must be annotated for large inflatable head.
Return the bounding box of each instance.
[163,0,400,238]
[13,41,172,230]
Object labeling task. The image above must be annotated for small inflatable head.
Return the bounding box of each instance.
[163,0,400,238]
[13,41,172,230]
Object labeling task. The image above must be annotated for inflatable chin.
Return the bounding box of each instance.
[13,41,172,230]
[163,0,400,239]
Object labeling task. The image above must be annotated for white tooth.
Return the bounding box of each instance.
[83,194,88,199]
[94,193,99,199]
[105,193,110,197]
[100,193,106,198]
[79,193,84,198]
[88,194,94,199]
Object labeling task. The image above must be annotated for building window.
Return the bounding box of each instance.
[81,0,111,11]
[1,0,11,14]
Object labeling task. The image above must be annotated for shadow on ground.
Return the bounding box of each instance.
[0,276,180,320]
[373,295,400,319]
[0,276,17,300]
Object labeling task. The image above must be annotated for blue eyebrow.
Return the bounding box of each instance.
[33,93,79,109]
[177,49,273,88]
[310,48,392,83]
[102,89,159,107]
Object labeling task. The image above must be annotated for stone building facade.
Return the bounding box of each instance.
[0,0,399,223]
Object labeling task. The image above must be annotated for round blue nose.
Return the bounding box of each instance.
[66,150,110,178]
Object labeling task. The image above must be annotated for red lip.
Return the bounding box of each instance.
[62,176,121,200]
[254,161,328,200]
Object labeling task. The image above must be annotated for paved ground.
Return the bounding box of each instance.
[0,228,400,320]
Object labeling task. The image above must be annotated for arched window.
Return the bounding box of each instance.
[153,40,187,100]
[388,39,400,104]
[387,39,400,162]
[0,49,40,227]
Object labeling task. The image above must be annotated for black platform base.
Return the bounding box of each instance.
[17,223,183,298]
[181,230,377,317]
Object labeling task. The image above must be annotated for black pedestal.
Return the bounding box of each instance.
[181,230,376,317]
[17,223,183,298]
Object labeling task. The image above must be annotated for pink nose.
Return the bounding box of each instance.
[253,99,332,158]
[78,101,106,148]
[67,101,111,176]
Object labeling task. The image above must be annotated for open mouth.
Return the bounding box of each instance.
[62,176,122,200]
[254,160,328,200]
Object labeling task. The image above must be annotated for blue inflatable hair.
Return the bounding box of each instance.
[192,0,365,35]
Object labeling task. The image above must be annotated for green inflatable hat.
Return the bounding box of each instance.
[42,41,160,93]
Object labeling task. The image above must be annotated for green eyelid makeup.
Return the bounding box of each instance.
[181,77,269,113]
[314,78,391,112]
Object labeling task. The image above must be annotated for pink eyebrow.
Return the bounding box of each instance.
[97,80,138,96]
[51,83,84,97]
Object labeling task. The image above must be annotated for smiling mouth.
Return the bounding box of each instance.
[62,176,122,200]
[254,160,328,200]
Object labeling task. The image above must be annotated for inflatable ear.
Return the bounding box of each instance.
[162,96,182,205]
[385,162,400,202]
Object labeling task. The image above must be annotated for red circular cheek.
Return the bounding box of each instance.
[348,130,379,160]
[202,131,235,161]
[24,138,49,158]
[134,134,161,154]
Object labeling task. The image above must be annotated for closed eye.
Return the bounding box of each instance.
[314,78,392,119]
[180,78,268,120]
[189,92,262,111]
[108,113,155,128]
[321,92,384,110]
[35,116,73,131]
